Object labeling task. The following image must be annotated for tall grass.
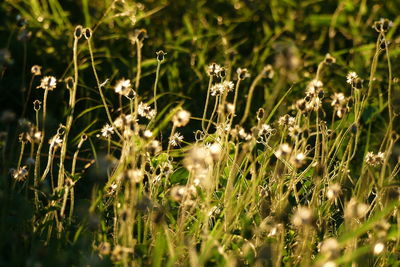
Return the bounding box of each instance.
[1,1,400,266]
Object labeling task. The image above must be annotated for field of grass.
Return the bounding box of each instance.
[1,0,400,266]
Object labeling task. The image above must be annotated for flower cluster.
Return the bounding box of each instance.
[365,151,385,166]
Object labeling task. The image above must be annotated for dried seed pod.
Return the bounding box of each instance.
[74,25,83,39]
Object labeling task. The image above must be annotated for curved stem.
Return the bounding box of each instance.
[87,38,123,139]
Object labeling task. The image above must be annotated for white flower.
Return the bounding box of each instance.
[207,63,222,76]
[172,109,191,127]
[222,80,235,92]
[346,72,358,85]
[114,78,135,98]
[37,76,57,90]
[275,143,292,158]
[138,102,156,119]
[101,124,114,138]
[210,83,225,96]
[169,132,184,147]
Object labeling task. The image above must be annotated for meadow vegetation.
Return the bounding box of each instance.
[1,0,400,266]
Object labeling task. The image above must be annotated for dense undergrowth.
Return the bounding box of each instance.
[1,0,400,266]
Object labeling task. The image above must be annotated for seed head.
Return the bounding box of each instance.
[324,53,336,64]
[373,18,392,33]
[156,50,167,62]
[31,65,42,76]
[237,68,250,80]
[83,28,92,39]
[74,25,83,39]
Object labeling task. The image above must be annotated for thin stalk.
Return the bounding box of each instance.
[240,71,264,124]
[34,89,49,207]
[202,76,213,132]
[134,39,143,121]
[58,34,79,188]
[153,60,161,115]
[87,38,123,139]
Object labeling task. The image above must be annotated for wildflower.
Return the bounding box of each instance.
[346,72,363,89]
[331,93,348,118]
[292,206,314,227]
[37,76,57,90]
[169,132,184,147]
[49,134,63,148]
[138,102,156,119]
[365,151,385,166]
[320,238,340,259]
[100,124,114,138]
[183,145,213,173]
[373,18,393,33]
[113,114,135,129]
[346,72,358,85]
[275,143,292,158]
[210,83,225,96]
[291,152,306,168]
[156,50,166,62]
[237,68,250,80]
[344,198,369,219]
[31,65,42,76]
[11,166,29,181]
[331,93,346,106]
[262,64,274,79]
[114,78,133,97]
[223,80,235,92]
[296,99,307,112]
[172,109,191,127]
[326,183,341,200]
[278,114,296,128]
[139,129,153,140]
[373,242,385,255]
[207,63,222,76]
[258,124,274,137]
[208,142,222,161]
